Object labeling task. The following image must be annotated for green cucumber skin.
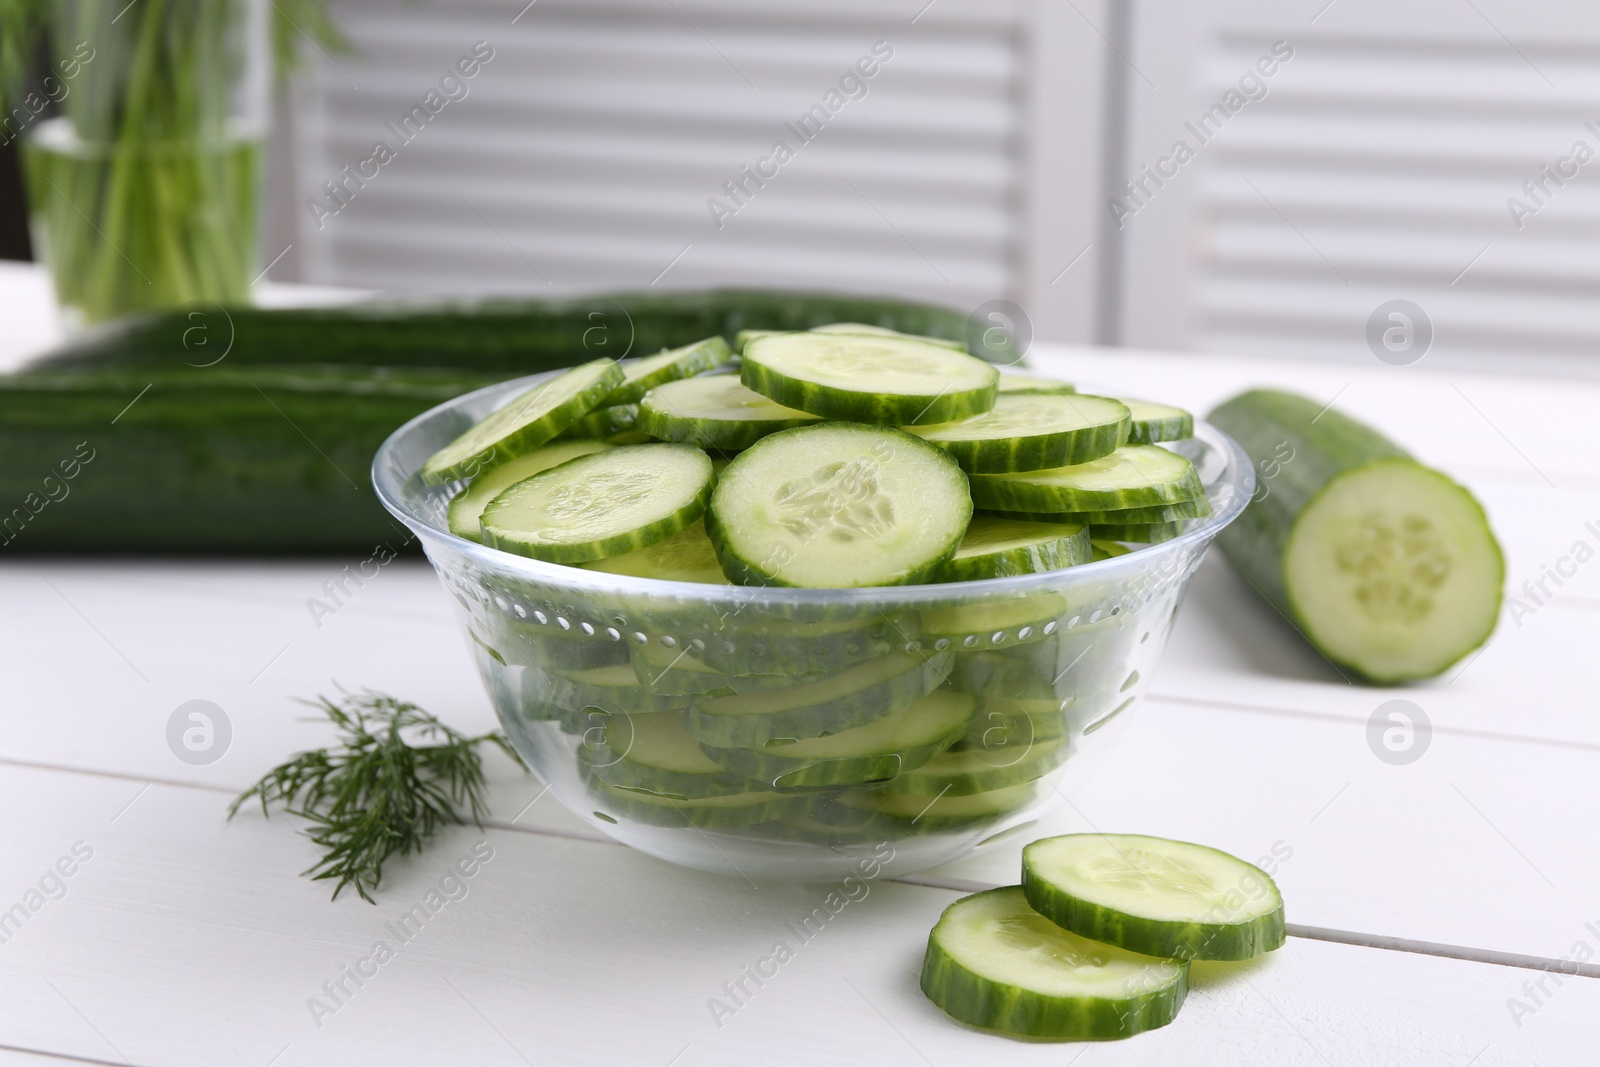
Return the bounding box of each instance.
[1090,521,1185,544]
[604,336,732,404]
[917,417,1128,475]
[939,523,1091,583]
[0,367,500,553]
[739,357,997,426]
[1020,843,1287,961]
[1207,389,1504,682]
[33,290,976,373]
[559,403,641,443]
[580,768,796,828]
[968,450,1205,514]
[692,617,910,677]
[920,889,1189,1040]
[981,498,1212,524]
[636,395,818,452]
[875,738,1068,797]
[1123,408,1194,446]
[701,732,961,791]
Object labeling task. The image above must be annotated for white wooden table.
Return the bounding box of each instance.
[2,262,1597,1066]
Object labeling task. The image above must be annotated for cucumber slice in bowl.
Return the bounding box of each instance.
[481,444,713,563]
[603,336,731,404]
[876,736,1068,797]
[447,439,612,542]
[1091,521,1185,544]
[969,445,1204,513]
[997,372,1075,396]
[582,519,730,585]
[638,374,821,451]
[939,517,1090,582]
[582,710,753,798]
[422,358,623,484]
[1119,398,1194,445]
[809,321,967,351]
[982,496,1212,524]
[742,333,998,425]
[1021,834,1285,961]
[921,887,1187,1041]
[558,403,647,445]
[708,423,971,587]
[907,395,1130,473]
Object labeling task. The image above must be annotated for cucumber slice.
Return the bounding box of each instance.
[1211,388,1504,683]
[637,374,820,451]
[1021,834,1286,961]
[446,439,612,542]
[541,663,687,717]
[969,445,1204,513]
[559,403,648,444]
[809,322,967,352]
[629,638,789,696]
[583,773,795,829]
[582,519,730,585]
[1090,539,1133,562]
[876,736,1067,796]
[997,371,1075,396]
[693,613,910,677]
[603,336,731,404]
[582,710,752,798]
[1092,521,1185,544]
[481,443,713,563]
[920,887,1188,1041]
[687,649,952,748]
[703,690,975,790]
[939,518,1090,583]
[742,333,998,425]
[982,496,1212,524]
[489,617,631,673]
[836,781,1038,831]
[950,697,1069,752]
[422,358,623,484]
[708,423,971,587]
[734,329,784,354]
[921,593,1068,649]
[1119,398,1194,445]
[907,395,1129,474]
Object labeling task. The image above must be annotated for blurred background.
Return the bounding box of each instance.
[4,0,1599,376]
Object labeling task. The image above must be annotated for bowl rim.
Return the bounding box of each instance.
[372,369,1256,605]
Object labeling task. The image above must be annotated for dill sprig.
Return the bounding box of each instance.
[228,690,524,904]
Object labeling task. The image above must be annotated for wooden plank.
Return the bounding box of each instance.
[1,766,1597,1067]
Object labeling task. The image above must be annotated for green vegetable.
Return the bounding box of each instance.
[447,439,612,542]
[637,374,820,451]
[1119,398,1194,445]
[601,336,731,404]
[227,690,522,903]
[1209,389,1504,682]
[968,446,1204,514]
[938,517,1090,582]
[905,394,1130,474]
[581,519,730,584]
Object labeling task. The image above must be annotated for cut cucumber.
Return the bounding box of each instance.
[982,496,1212,525]
[920,887,1188,1041]
[950,697,1069,752]
[581,710,751,798]
[629,638,789,696]
[920,593,1068,649]
[1090,539,1133,562]
[837,781,1038,830]
[1209,389,1504,682]
[693,613,909,677]
[939,517,1090,583]
[997,372,1075,396]
[541,662,686,717]
[703,690,974,790]
[734,328,784,354]
[969,446,1204,514]
[742,333,998,425]
[687,649,952,747]
[637,374,820,451]
[421,358,623,484]
[603,336,731,404]
[876,736,1067,796]
[559,403,649,445]
[582,519,730,585]
[1119,398,1194,445]
[809,322,967,352]
[446,439,612,542]
[907,395,1129,474]
[583,773,795,829]
[481,443,713,563]
[708,423,971,588]
[1092,521,1185,544]
[1021,834,1285,961]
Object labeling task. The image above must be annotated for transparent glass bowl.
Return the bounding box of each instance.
[374,372,1253,882]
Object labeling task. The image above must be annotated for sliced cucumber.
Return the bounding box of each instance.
[982,496,1212,524]
[708,423,971,588]
[1119,398,1194,445]
[703,690,974,790]
[559,403,649,445]
[1210,389,1505,683]
[809,322,967,352]
[907,395,1129,474]
[422,359,623,484]
[1092,521,1185,544]
[734,328,784,354]
[481,443,712,563]
[742,333,998,425]
[446,439,612,542]
[693,613,909,677]
[582,710,752,798]
[687,649,952,747]
[1090,539,1133,562]
[950,697,1069,752]
[920,887,1188,1041]
[969,445,1204,513]
[582,519,730,585]
[997,372,1075,396]
[629,638,790,696]
[583,773,794,829]
[542,663,687,717]
[1021,834,1285,961]
[603,336,731,404]
[920,593,1068,649]
[836,781,1038,830]
[939,517,1089,583]
[876,736,1067,797]
[637,374,820,451]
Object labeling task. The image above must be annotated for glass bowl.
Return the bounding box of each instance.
[374,371,1253,883]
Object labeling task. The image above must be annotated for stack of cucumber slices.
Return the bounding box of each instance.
[425,325,1207,583]
[923,833,1285,1041]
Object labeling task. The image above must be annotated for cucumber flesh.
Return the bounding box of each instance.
[997,372,1075,396]
[1119,398,1194,444]
[1021,834,1285,961]
[1090,539,1133,562]
[582,519,730,585]
[583,710,752,798]
[939,517,1089,582]
[876,736,1067,796]
[637,374,820,452]
[742,333,998,425]
[839,781,1037,827]
[481,443,712,563]
[558,403,647,444]
[1092,521,1185,544]
[809,322,967,352]
[920,887,1188,1041]
[981,496,1212,524]
[969,445,1203,513]
[447,439,611,542]
[708,423,971,588]
[603,336,731,404]
[1209,389,1504,682]
[906,395,1130,474]
[422,358,622,484]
